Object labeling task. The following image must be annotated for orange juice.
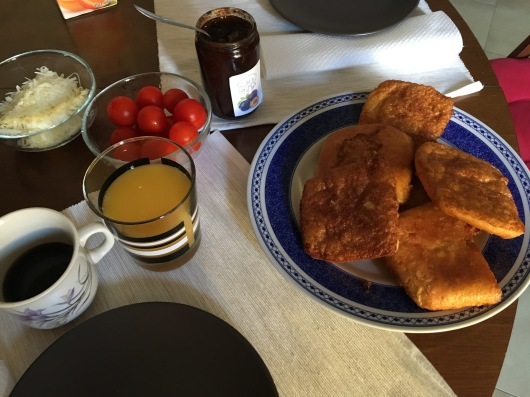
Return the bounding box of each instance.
[84,135,201,272]
[102,163,195,244]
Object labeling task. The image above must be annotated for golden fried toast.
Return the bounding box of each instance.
[317,124,414,204]
[385,203,502,311]
[415,142,525,239]
[359,80,454,145]
[300,155,399,262]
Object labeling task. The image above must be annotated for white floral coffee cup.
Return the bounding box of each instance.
[0,207,114,329]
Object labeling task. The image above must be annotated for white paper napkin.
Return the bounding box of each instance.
[155,0,474,131]
[261,11,463,80]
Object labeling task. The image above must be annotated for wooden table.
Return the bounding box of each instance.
[0,1,517,395]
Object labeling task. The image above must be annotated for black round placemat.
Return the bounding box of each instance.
[11,303,278,396]
[270,0,420,35]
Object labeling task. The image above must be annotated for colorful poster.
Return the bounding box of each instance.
[56,0,118,19]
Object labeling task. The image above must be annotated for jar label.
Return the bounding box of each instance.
[229,60,263,117]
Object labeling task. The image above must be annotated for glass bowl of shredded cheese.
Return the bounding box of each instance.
[0,49,96,151]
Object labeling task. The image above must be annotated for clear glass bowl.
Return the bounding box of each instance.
[82,72,212,159]
[0,49,96,151]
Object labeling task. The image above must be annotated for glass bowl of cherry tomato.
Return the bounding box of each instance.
[81,72,212,160]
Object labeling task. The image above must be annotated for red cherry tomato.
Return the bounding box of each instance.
[163,88,188,113]
[166,115,176,128]
[172,98,207,129]
[136,105,168,135]
[159,115,175,138]
[168,121,199,147]
[135,86,163,109]
[113,142,142,162]
[107,96,138,127]
[140,140,177,160]
[109,127,139,146]
[190,142,202,153]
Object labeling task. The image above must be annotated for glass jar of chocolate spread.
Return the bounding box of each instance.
[195,8,263,119]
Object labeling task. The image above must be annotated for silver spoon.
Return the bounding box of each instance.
[134,5,211,38]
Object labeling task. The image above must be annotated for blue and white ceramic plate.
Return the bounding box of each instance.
[247,92,530,333]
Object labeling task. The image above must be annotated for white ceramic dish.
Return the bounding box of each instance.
[247,92,530,333]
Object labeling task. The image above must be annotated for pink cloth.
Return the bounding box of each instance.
[491,58,530,103]
[509,100,530,166]
[491,58,530,167]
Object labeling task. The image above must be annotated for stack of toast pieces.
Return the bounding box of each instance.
[300,80,525,311]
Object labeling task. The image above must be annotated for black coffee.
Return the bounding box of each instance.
[2,242,73,302]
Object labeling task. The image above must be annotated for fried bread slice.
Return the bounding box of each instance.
[300,151,399,262]
[317,124,414,204]
[385,203,502,311]
[359,80,454,145]
[415,142,525,239]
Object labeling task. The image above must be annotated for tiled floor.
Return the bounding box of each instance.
[449,1,530,397]
[450,0,530,59]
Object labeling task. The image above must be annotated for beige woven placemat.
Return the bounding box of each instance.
[0,132,455,396]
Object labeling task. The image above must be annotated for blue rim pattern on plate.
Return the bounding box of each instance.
[248,92,530,333]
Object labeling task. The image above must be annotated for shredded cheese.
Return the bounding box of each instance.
[0,66,89,148]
